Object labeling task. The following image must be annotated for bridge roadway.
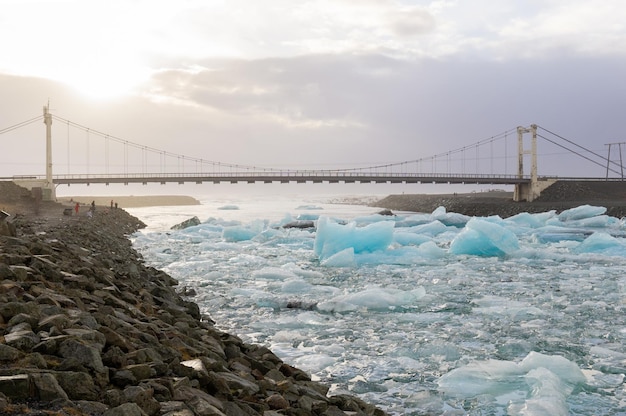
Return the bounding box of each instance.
[28,172,536,186]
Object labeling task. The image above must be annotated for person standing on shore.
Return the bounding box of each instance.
[74,202,80,215]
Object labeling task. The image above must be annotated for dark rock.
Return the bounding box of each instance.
[282,220,315,229]
[171,216,201,230]
[31,372,68,401]
[0,374,30,400]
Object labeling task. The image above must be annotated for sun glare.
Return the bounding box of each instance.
[60,64,151,100]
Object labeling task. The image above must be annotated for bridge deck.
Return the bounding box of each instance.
[44,172,533,186]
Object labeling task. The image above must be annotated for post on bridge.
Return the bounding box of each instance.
[514,124,555,202]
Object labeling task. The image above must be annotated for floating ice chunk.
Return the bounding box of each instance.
[416,241,446,259]
[533,226,589,243]
[296,213,320,221]
[519,351,586,387]
[281,279,313,293]
[395,213,432,227]
[563,215,612,228]
[317,286,427,312]
[217,204,240,210]
[407,220,449,237]
[437,359,525,397]
[393,232,431,246]
[314,216,394,260]
[321,247,356,267]
[253,228,285,243]
[506,212,547,228]
[296,205,323,210]
[558,205,606,221]
[252,267,298,280]
[431,206,470,227]
[351,213,400,225]
[573,232,626,256]
[222,226,258,242]
[512,367,569,416]
[449,217,519,257]
[222,220,265,242]
[293,353,335,373]
[438,351,584,416]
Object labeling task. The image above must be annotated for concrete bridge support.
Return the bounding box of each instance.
[513,124,552,201]
[514,178,557,202]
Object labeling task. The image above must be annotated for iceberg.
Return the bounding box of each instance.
[430,206,470,227]
[222,220,265,242]
[573,232,626,256]
[449,217,519,256]
[317,286,427,313]
[438,352,585,415]
[314,216,394,260]
[558,205,606,222]
[393,232,431,247]
[217,204,240,210]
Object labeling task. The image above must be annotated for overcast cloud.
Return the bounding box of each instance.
[1,0,625,178]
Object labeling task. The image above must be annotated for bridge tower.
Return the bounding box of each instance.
[43,104,55,200]
[12,104,57,201]
[514,124,555,202]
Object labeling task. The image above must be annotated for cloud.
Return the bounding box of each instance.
[386,8,437,37]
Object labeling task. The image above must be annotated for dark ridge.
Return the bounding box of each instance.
[373,181,626,218]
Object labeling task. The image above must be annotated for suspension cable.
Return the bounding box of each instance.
[0,115,44,135]
[52,114,285,173]
[537,133,622,176]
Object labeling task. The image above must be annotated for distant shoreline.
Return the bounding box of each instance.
[373,181,626,218]
[57,195,201,208]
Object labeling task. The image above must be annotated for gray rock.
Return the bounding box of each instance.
[55,371,99,401]
[58,338,106,373]
[0,374,29,400]
[4,329,40,351]
[31,372,69,401]
[211,371,260,396]
[171,216,201,230]
[104,402,148,416]
[0,344,22,361]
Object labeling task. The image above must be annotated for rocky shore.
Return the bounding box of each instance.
[0,182,386,416]
[374,180,626,218]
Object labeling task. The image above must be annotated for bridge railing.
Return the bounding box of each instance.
[46,171,531,180]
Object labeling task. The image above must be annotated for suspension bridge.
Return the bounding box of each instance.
[1,105,623,202]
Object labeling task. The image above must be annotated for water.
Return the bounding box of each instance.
[128,190,626,415]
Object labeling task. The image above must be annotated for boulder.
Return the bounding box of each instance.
[171,216,201,230]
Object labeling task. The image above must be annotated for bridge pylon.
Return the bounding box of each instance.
[514,124,555,202]
[43,104,55,200]
[12,104,56,201]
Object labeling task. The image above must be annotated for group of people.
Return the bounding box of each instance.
[72,200,118,217]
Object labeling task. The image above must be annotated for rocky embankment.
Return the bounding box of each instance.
[374,181,626,218]
[0,182,386,416]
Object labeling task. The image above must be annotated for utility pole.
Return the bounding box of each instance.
[605,142,625,180]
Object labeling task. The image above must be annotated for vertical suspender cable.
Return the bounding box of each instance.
[505,132,508,174]
[124,141,128,176]
[86,129,90,176]
[105,135,109,175]
[66,120,70,175]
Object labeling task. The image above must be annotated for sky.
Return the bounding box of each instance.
[1,0,625,182]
